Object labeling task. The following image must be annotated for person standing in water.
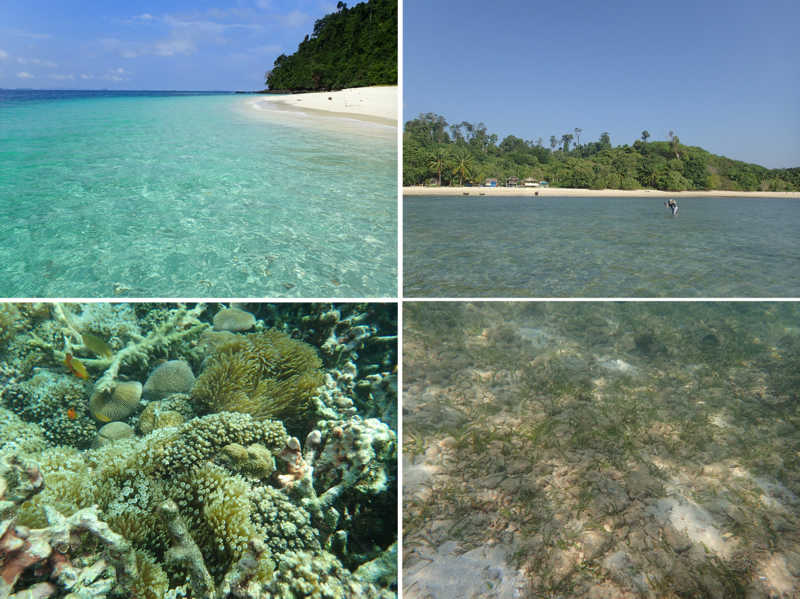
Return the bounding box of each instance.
[666,199,678,215]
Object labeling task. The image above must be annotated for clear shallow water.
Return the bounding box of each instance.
[0,90,397,298]
[404,196,800,297]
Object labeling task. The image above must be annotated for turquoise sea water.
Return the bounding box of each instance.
[404,195,800,297]
[0,91,397,298]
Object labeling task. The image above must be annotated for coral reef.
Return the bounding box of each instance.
[0,303,397,598]
[0,451,138,599]
[0,304,19,350]
[5,370,95,449]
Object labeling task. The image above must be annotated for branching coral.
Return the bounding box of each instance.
[283,419,397,566]
[71,303,208,396]
[191,329,324,427]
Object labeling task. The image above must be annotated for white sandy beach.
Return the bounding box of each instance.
[404,186,796,198]
[252,86,397,127]
[404,186,796,199]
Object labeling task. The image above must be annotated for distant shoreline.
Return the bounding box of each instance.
[403,186,797,199]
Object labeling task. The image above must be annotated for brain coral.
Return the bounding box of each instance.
[213,307,256,332]
[191,329,324,427]
[142,360,195,402]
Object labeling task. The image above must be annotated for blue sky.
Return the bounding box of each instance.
[403,0,800,169]
[0,0,338,91]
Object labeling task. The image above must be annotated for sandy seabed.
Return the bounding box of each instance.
[404,186,796,198]
[403,302,800,599]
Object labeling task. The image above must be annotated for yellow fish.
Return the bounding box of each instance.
[63,353,89,379]
[81,333,113,359]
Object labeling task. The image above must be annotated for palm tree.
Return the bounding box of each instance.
[427,147,451,186]
[469,163,489,187]
[450,148,474,186]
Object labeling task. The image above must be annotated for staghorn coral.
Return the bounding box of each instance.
[287,419,398,571]
[85,303,208,398]
[191,329,324,428]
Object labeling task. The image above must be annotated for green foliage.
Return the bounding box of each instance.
[266,0,397,91]
[657,170,692,192]
[403,112,799,191]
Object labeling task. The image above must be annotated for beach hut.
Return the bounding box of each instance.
[484,178,497,187]
[523,177,539,188]
[506,177,519,187]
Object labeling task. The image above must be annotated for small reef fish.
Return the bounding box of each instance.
[67,407,77,420]
[81,333,113,359]
[63,353,89,379]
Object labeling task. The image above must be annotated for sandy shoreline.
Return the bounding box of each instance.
[252,86,397,127]
[404,186,797,198]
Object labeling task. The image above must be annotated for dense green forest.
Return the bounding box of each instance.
[265,0,397,91]
[403,113,799,192]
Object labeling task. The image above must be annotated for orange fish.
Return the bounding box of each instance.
[67,408,77,420]
[63,353,88,379]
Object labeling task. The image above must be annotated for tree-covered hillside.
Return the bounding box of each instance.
[403,113,799,192]
[265,0,397,91]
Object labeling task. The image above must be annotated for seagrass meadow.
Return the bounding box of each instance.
[402,301,800,599]
[0,302,397,599]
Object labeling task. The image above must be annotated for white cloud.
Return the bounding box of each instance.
[275,10,310,28]
[16,71,34,78]
[18,57,58,67]
[48,73,74,80]
[154,31,200,57]
[1,29,50,39]
[81,73,94,80]
[0,49,8,59]
[104,11,262,59]
[98,67,132,82]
